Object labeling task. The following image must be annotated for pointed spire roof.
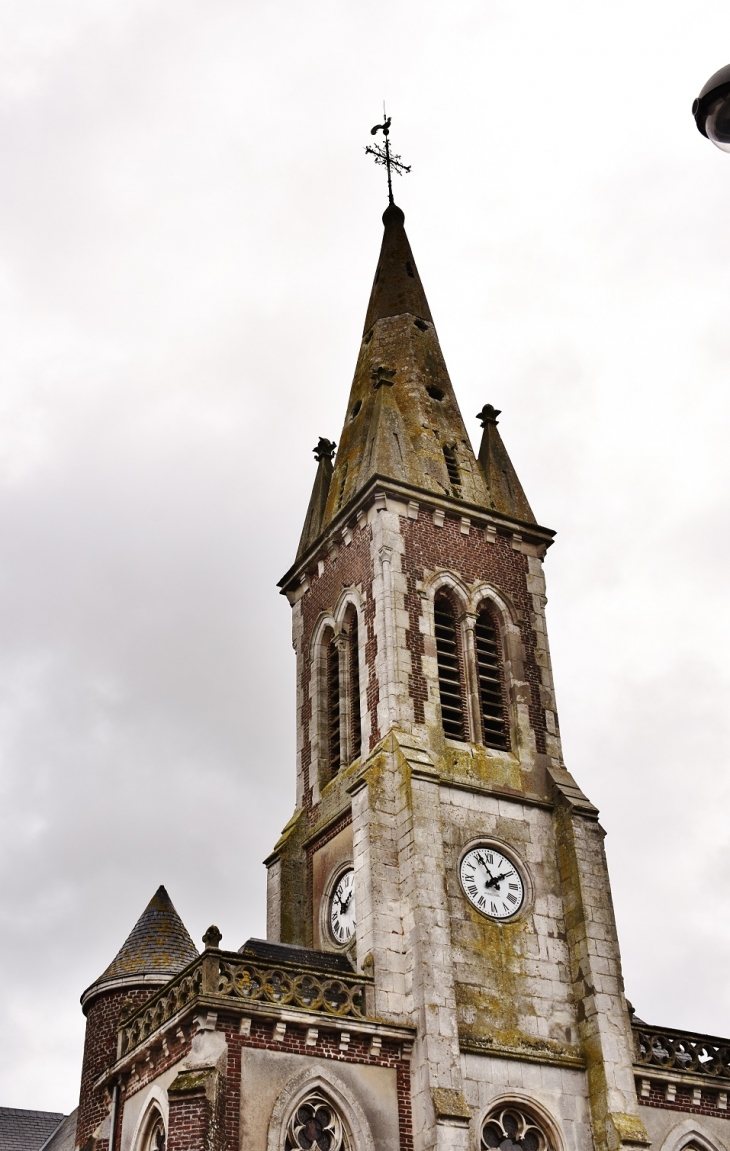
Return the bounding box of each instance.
[82,885,198,1005]
[476,405,535,523]
[362,203,432,332]
[291,202,538,566]
[296,438,336,561]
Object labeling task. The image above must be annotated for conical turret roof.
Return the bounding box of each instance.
[82,885,198,1005]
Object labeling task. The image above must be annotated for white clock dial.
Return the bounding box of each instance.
[460,846,524,920]
[329,868,356,945]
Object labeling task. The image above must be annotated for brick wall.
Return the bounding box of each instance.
[76,987,153,1148]
[167,1088,213,1151]
[638,1077,730,1119]
[298,520,377,812]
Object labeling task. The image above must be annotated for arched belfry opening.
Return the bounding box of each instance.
[434,592,466,740]
[343,604,362,763]
[475,600,509,750]
[322,626,341,779]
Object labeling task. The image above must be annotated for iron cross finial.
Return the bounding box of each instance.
[365,110,411,205]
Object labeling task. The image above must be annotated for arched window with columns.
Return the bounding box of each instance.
[315,609,363,783]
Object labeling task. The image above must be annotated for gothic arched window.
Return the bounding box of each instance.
[475,601,509,750]
[286,1091,347,1151]
[136,1109,166,1151]
[343,606,362,763]
[481,1106,552,1151]
[434,593,466,740]
[146,1116,166,1151]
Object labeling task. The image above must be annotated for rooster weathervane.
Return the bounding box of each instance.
[365,111,411,204]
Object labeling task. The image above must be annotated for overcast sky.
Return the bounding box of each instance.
[1,0,730,1113]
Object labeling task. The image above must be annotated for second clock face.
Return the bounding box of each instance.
[330,868,356,945]
[460,846,525,920]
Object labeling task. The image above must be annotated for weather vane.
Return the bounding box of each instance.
[365,110,411,205]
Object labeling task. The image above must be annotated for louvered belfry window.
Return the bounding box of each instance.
[347,609,362,761]
[326,632,341,776]
[434,594,465,740]
[475,604,508,749]
[443,444,461,491]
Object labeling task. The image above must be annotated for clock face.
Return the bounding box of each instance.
[329,868,356,945]
[460,846,525,920]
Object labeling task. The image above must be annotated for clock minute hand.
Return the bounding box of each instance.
[476,852,495,883]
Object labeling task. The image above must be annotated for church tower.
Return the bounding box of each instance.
[64,173,730,1151]
[269,200,649,1151]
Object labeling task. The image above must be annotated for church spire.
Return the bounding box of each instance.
[362,202,432,333]
[294,200,536,563]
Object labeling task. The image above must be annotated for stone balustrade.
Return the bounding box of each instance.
[118,949,369,1058]
[634,1023,730,1081]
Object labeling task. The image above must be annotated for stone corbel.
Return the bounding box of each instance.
[431,1087,471,1126]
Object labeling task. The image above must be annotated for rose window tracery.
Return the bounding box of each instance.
[481,1106,551,1151]
[285,1092,346,1151]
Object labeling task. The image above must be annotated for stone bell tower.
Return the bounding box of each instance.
[269,201,649,1151]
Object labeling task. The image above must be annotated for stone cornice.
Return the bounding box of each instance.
[96,992,416,1092]
[80,972,172,1012]
[459,1033,585,1069]
[278,474,556,597]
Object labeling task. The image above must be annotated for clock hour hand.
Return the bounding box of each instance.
[484,870,512,889]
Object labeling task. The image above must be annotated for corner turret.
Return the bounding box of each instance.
[76,887,198,1149]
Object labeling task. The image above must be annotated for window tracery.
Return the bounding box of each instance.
[139,1111,166,1151]
[481,1106,552,1151]
[285,1092,347,1151]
